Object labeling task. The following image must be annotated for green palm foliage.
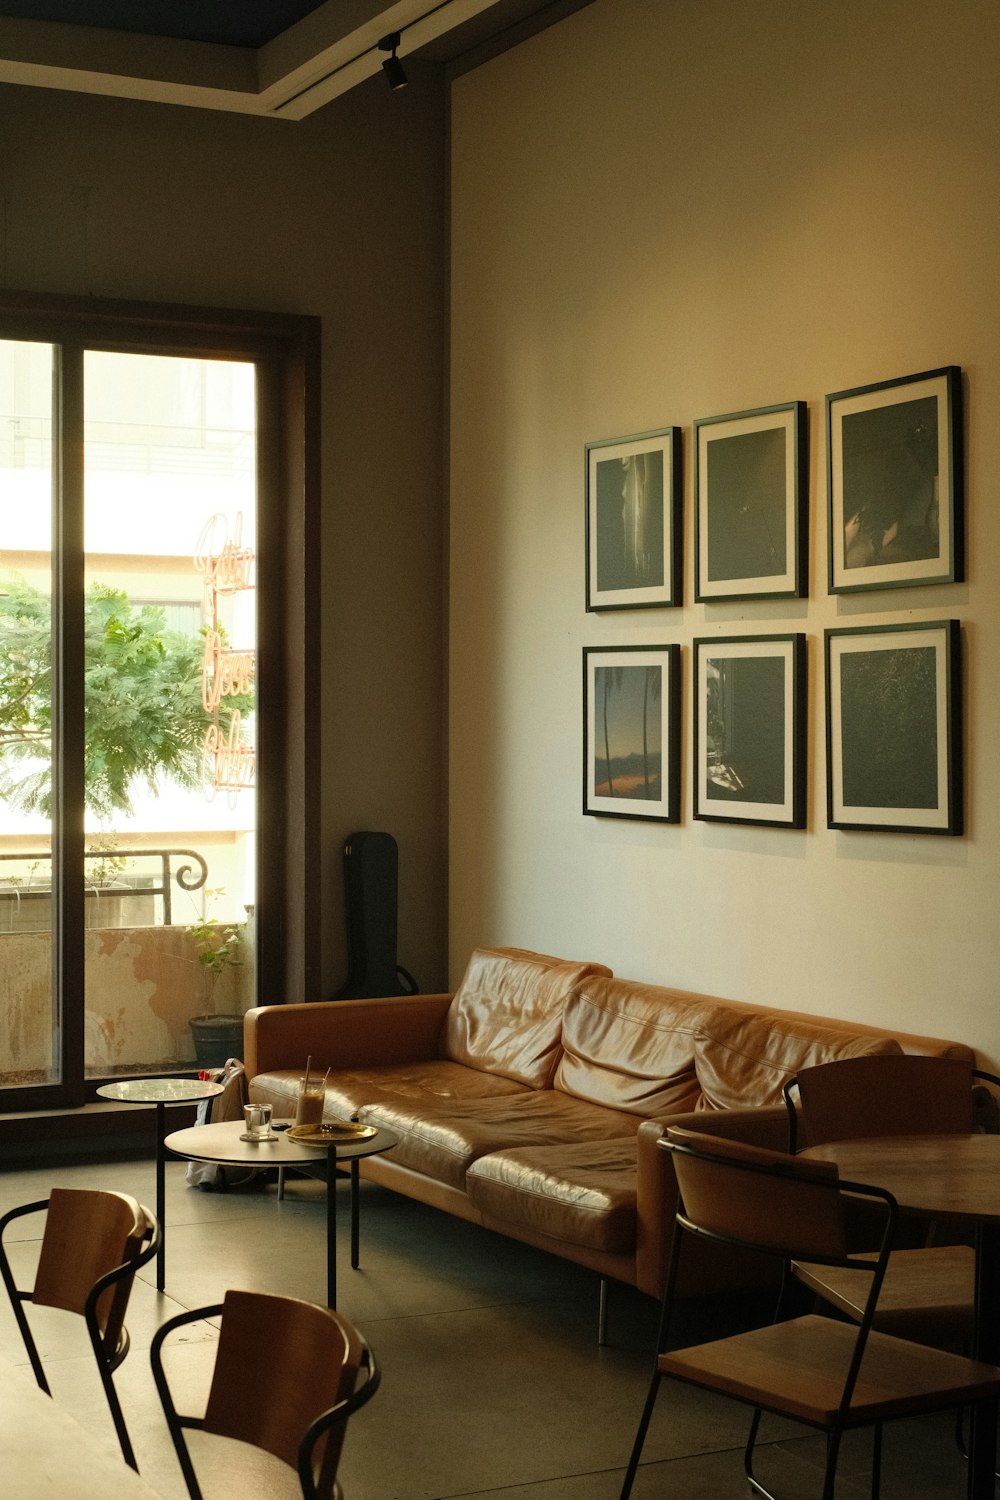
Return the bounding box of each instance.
[0,575,253,819]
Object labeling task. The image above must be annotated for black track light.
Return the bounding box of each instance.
[378,32,408,91]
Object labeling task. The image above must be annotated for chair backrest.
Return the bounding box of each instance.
[784,1054,980,1152]
[32,1187,152,1351]
[202,1290,366,1495]
[662,1125,885,1267]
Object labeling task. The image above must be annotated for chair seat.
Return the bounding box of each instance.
[794,1244,975,1349]
[659,1313,1000,1428]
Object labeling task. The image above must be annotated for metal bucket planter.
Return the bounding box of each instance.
[189,1014,245,1070]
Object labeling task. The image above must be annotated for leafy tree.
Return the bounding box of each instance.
[0,575,252,820]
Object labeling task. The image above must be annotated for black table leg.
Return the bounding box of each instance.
[326,1151,338,1308]
[351,1159,360,1269]
[967,1220,1000,1500]
[155,1101,166,1292]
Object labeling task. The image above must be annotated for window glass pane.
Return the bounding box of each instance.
[82,350,257,1078]
[0,339,56,1088]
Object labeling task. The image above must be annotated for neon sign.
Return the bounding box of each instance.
[202,714,256,792]
[195,512,255,593]
[202,631,256,713]
[196,512,256,796]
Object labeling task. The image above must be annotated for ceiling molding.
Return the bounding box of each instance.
[0,0,500,119]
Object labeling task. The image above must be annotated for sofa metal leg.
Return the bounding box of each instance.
[598,1277,609,1345]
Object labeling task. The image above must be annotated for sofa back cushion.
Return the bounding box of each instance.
[555,976,909,1117]
[692,1010,902,1110]
[553,977,704,1116]
[442,947,612,1088]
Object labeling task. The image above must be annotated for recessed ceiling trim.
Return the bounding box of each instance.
[0,18,257,94]
[0,0,503,118]
[265,0,493,119]
[257,0,414,90]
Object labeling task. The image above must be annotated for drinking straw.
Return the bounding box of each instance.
[304,1055,312,1090]
[321,1066,331,1091]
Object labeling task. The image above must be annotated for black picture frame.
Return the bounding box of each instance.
[585,427,682,611]
[583,644,681,822]
[693,633,806,828]
[694,401,807,601]
[827,366,963,593]
[825,619,962,835]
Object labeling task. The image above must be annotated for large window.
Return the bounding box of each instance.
[0,294,319,1111]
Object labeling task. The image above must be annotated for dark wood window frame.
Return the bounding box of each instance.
[0,289,321,1111]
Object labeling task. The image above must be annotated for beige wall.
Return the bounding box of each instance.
[0,67,448,996]
[449,0,1000,1061]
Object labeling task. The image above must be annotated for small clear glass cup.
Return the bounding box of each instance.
[243,1102,273,1140]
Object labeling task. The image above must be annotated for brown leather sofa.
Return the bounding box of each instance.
[245,946,973,1304]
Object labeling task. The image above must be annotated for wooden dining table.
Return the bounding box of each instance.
[801,1133,1000,1500]
[1,1349,163,1498]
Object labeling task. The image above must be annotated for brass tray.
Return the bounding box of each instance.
[287,1121,378,1146]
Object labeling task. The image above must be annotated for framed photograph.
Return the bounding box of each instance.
[825,620,962,835]
[695,401,807,601]
[693,633,806,828]
[827,366,963,593]
[586,427,682,610]
[583,645,681,822]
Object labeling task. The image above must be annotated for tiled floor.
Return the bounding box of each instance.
[0,1153,977,1498]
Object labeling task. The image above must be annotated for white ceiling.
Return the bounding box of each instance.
[0,0,584,120]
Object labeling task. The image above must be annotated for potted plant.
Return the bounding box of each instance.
[188,888,246,1068]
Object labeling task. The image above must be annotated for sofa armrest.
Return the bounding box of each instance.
[244,993,454,1079]
[634,1105,789,1297]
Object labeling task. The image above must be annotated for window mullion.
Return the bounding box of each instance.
[53,343,85,1102]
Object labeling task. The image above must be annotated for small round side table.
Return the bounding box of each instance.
[165,1119,399,1307]
[96,1077,224,1291]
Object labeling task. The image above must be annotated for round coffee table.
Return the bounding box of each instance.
[164,1118,398,1307]
[96,1077,224,1291]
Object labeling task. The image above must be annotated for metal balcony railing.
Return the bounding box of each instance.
[0,848,209,926]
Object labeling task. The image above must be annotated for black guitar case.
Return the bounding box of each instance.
[333,831,418,999]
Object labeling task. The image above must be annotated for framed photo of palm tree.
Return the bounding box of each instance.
[827,366,963,593]
[586,427,682,610]
[695,401,807,600]
[583,645,681,821]
[693,633,806,828]
[825,619,962,835]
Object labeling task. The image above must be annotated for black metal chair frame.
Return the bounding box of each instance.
[150,1300,381,1500]
[0,1194,160,1471]
[620,1133,937,1500]
[782,1057,1000,1481]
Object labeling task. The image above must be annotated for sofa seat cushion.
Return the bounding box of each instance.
[467,1141,638,1254]
[250,1062,529,1121]
[693,1013,904,1110]
[443,947,612,1089]
[553,976,704,1115]
[357,1091,639,1191]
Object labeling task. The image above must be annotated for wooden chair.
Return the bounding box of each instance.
[784,1054,1000,1472]
[782,1056,1000,1349]
[0,1186,160,1471]
[150,1289,379,1500]
[618,1126,1000,1500]
[782,1054,1000,1155]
